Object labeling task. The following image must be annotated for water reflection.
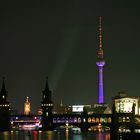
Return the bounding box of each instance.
[32,131,38,140]
[3,131,9,140]
[0,130,111,140]
[72,134,83,140]
[47,131,53,140]
[65,129,69,140]
[96,132,110,140]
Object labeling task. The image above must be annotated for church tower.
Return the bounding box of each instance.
[96,17,105,104]
[24,96,31,115]
[0,77,10,131]
[41,77,53,130]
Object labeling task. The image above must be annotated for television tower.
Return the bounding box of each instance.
[96,17,105,104]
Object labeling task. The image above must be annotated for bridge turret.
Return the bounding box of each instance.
[0,77,10,131]
[41,77,53,130]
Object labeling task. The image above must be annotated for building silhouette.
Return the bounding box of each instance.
[41,77,53,130]
[0,77,10,131]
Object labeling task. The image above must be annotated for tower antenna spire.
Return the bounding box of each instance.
[98,16,104,58]
[99,16,102,48]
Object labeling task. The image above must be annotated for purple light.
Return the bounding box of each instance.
[96,61,105,104]
[96,61,105,67]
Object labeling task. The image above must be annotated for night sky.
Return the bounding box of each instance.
[0,1,140,113]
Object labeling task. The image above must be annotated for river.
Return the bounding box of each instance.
[0,131,110,140]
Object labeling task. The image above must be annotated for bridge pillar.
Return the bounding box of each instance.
[110,104,118,140]
[129,103,135,134]
[80,110,89,131]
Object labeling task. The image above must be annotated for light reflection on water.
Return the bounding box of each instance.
[0,131,110,140]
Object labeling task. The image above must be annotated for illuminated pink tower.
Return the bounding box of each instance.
[96,17,105,104]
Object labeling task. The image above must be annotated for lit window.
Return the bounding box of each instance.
[104,118,107,123]
[53,118,56,123]
[88,118,91,123]
[126,117,130,122]
[108,117,111,123]
[74,118,77,123]
[100,118,103,123]
[96,118,99,123]
[83,118,86,122]
[118,117,122,122]
[123,117,125,122]
[46,112,48,116]
[92,117,95,123]
[78,118,81,123]
[44,95,45,99]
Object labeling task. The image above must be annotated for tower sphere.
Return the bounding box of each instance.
[96,60,105,67]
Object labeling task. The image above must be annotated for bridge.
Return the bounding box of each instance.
[52,113,112,131]
[10,112,140,133]
[10,113,112,131]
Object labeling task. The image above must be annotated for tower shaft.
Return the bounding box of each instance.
[98,66,104,103]
[96,17,105,104]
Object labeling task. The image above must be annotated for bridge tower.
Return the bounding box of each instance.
[96,17,105,104]
[41,77,53,130]
[0,77,10,131]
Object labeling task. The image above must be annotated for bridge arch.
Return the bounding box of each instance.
[88,124,110,132]
[108,117,111,123]
[92,117,95,123]
[77,117,81,123]
[104,117,107,123]
[54,124,81,133]
[88,117,91,123]
[118,125,131,133]
[96,118,99,123]
[99,117,103,123]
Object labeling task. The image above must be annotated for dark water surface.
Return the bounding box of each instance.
[0,131,110,140]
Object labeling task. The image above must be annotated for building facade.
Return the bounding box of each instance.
[113,92,139,115]
[24,96,31,115]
